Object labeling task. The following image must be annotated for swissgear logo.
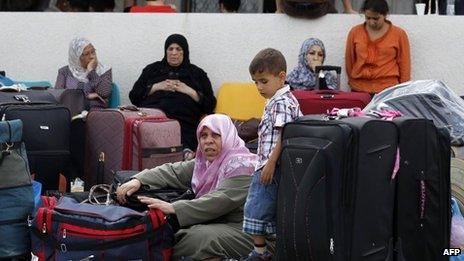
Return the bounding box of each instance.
[443,248,461,256]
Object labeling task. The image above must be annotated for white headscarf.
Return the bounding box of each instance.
[68,37,111,83]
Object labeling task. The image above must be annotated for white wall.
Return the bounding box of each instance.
[1,13,464,104]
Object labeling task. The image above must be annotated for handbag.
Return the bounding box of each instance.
[111,170,195,211]
[233,118,260,143]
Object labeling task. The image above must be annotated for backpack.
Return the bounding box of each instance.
[281,0,337,18]
[0,119,34,259]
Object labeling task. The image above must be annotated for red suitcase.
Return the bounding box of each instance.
[85,106,182,187]
[293,90,372,115]
[291,65,372,115]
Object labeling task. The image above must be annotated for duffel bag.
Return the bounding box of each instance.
[31,196,174,261]
[0,119,34,259]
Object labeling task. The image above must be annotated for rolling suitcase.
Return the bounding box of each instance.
[292,66,371,115]
[85,107,183,187]
[0,89,71,192]
[393,117,451,261]
[276,116,398,261]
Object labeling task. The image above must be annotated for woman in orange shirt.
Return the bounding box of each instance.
[345,0,411,94]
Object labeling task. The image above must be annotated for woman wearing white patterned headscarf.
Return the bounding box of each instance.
[55,37,112,108]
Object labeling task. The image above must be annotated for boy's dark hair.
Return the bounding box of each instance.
[219,0,240,12]
[69,0,89,11]
[249,48,287,76]
[281,0,337,19]
[361,0,389,15]
[89,0,115,12]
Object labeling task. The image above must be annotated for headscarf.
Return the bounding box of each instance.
[191,114,258,198]
[68,37,111,83]
[162,34,190,68]
[287,37,333,90]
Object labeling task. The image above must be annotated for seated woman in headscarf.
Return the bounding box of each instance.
[55,37,112,108]
[129,34,217,156]
[116,114,257,260]
[286,37,338,90]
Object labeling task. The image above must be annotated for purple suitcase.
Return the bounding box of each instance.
[85,107,182,187]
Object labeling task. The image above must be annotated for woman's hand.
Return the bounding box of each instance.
[170,80,200,102]
[86,57,98,72]
[309,60,323,72]
[148,80,171,95]
[87,92,106,104]
[138,196,175,214]
[116,179,141,204]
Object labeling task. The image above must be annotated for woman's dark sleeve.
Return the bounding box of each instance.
[197,71,217,114]
[129,66,151,106]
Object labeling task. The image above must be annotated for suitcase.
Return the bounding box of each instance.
[292,90,372,115]
[85,107,183,187]
[276,116,398,261]
[393,117,451,261]
[47,88,87,117]
[0,90,71,192]
[291,65,371,115]
[31,196,174,261]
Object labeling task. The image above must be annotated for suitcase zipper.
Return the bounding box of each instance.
[61,223,145,239]
[330,238,335,254]
[0,218,26,226]
[283,140,337,257]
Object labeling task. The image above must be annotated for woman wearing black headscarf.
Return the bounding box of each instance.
[129,34,217,154]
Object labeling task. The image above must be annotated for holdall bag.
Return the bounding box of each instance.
[31,196,174,261]
[0,119,34,259]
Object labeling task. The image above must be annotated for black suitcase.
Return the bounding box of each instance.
[393,117,451,261]
[276,116,398,261]
[0,90,71,191]
[0,89,56,106]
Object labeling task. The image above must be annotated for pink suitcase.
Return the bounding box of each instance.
[85,107,182,186]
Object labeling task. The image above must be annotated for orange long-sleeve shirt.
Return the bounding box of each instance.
[345,21,411,93]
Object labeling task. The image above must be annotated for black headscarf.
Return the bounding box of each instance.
[162,34,190,66]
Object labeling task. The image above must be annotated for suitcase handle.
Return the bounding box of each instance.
[315,66,342,74]
[118,105,139,111]
[320,94,335,99]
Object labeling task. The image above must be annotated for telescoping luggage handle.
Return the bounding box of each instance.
[315,65,342,92]
[315,66,342,75]
[118,105,159,117]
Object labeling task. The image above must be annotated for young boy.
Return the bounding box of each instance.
[243,48,302,260]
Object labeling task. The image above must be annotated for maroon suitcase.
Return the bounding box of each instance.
[291,65,372,115]
[293,90,372,115]
[85,107,182,187]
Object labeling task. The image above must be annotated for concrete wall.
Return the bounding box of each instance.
[1,12,463,104]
